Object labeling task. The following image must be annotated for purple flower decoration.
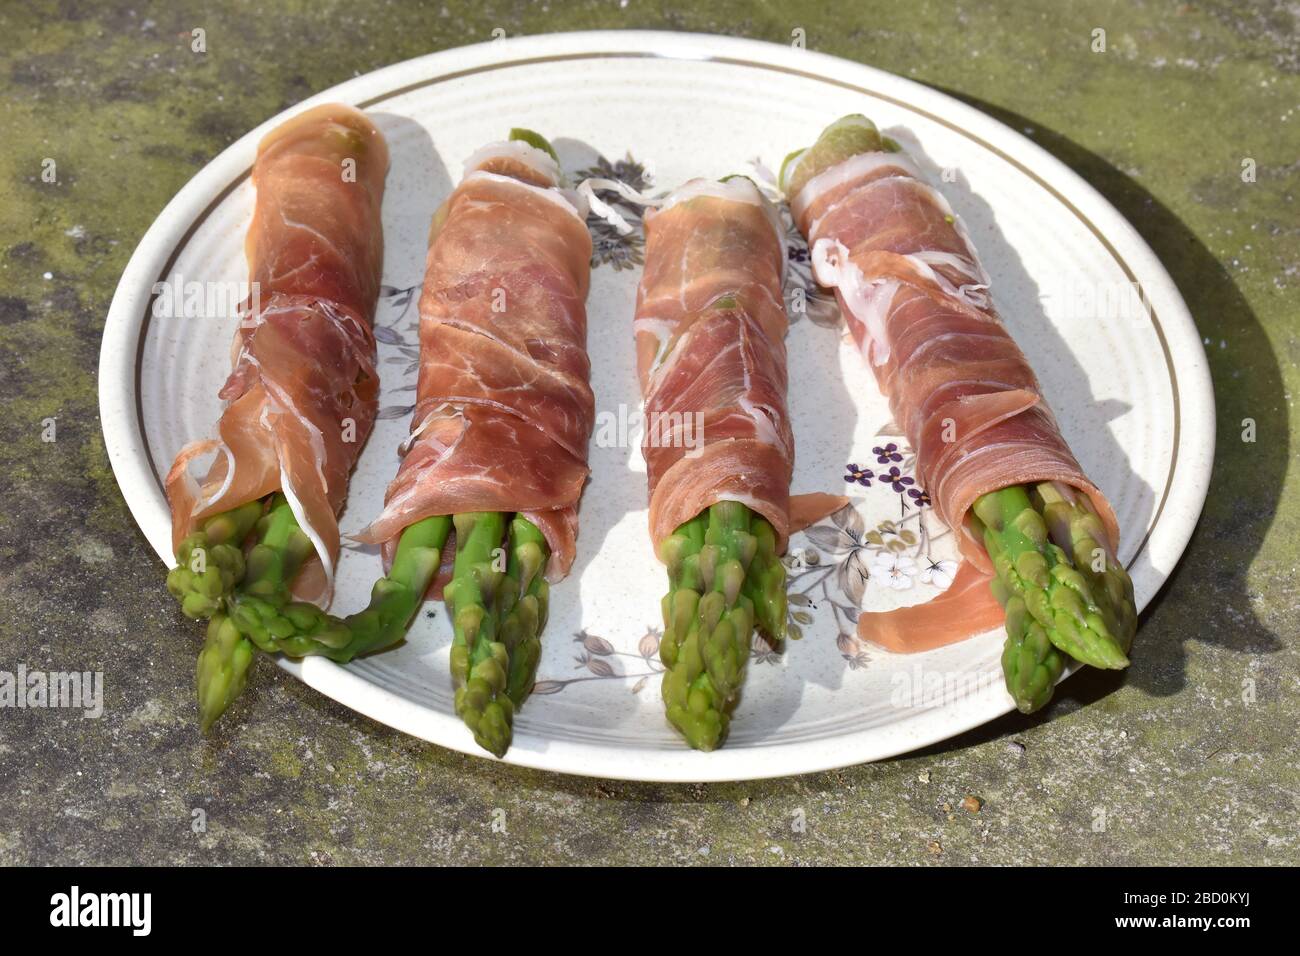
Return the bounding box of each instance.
[906,487,932,508]
[844,463,873,487]
[882,466,914,493]
[873,442,903,464]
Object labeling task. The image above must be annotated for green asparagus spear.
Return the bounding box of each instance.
[216,504,551,754]
[1033,482,1137,653]
[659,501,777,751]
[658,510,717,748]
[972,486,1129,671]
[496,516,551,707]
[779,114,900,200]
[195,494,451,729]
[237,495,317,606]
[341,513,453,656]
[165,499,263,619]
[997,590,1065,715]
[228,509,451,662]
[196,613,255,732]
[743,514,787,643]
[446,512,512,757]
[971,483,1136,713]
[509,127,559,164]
[223,493,346,659]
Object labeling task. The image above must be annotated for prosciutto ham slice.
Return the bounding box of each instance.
[787,125,1119,651]
[165,103,389,602]
[354,142,594,580]
[635,178,794,551]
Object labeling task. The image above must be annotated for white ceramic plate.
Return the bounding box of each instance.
[99,31,1214,782]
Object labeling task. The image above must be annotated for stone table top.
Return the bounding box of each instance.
[0,0,1295,864]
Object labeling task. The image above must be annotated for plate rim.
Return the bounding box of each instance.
[98,30,1216,782]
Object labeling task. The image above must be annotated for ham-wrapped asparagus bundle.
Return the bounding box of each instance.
[166,103,388,605]
[353,130,595,756]
[635,177,793,750]
[159,104,392,729]
[782,116,1136,712]
[356,136,594,580]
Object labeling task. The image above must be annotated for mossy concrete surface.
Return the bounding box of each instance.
[0,1,1296,865]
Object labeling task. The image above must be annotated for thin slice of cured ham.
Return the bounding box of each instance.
[854,560,1006,653]
[787,122,1119,651]
[354,143,594,581]
[635,177,793,553]
[165,103,389,603]
[789,493,851,533]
